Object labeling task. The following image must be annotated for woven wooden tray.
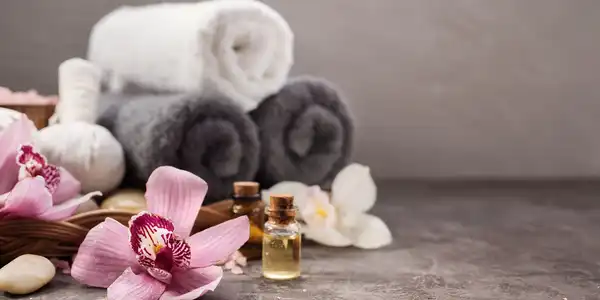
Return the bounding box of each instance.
[0,104,55,129]
[0,200,261,266]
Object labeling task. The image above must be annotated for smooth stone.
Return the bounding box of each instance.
[0,254,56,295]
[100,189,147,213]
[75,199,100,214]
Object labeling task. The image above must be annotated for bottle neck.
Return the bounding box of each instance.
[232,194,261,203]
[232,194,262,216]
[266,207,297,225]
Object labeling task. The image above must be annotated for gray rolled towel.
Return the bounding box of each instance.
[97,92,260,202]
[250,76,354,189]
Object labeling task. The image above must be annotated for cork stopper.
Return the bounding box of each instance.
[267,194,296,223]
[269,194,294,210]
[233,181,259,197]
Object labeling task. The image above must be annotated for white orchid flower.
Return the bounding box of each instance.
[262,163,392,249]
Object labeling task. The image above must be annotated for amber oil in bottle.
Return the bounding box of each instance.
[232,182,265,244]
[262,194,301,280]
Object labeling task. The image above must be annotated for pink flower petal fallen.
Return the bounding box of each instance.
[220,251,247,275]
[0,177,52,219]
[187,216,250,269]
[71,218,137,288]
[223,260,244,275]
[50,258,72,275]
[107,268,166,300]
[52,168,82,205]
[145,166,208,238]
[38,191,102,221]
[0,116,35,194]
[161,266,222,300]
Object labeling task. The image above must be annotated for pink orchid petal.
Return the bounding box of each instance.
[107,268,166,300]
[0,177,52,219]
[38,191,102,221]
[0,116,35,194]
[234,252,247,267]
[50,258,72,275]
[71,218,137,288]
[230,266,244,275]
[40,164,61,194]
[187,216,249,268]
[160,266,222,300]
[0,192,7,207]
[52,167,81,205]
[223,260,236,270]
[145,166,208,238]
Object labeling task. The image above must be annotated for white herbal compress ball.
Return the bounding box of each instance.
[36,57,125,194]
[37,122,125,193]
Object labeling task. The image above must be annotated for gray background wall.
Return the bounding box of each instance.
[1,0,599,179]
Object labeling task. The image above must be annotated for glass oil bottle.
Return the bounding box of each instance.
[262,194,301,280]
[231,181,265,244]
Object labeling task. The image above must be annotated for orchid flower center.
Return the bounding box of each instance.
[16,144,60,193]
[315,206,329,218]
[129,211,191,279]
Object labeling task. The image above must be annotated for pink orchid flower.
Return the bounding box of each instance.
[0,117,100,220]
[71,166,250,300]
[0,115,82,204]
[0,115,35,194]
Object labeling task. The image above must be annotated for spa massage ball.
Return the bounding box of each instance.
[36,122,125,194]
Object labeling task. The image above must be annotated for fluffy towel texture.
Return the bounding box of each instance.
[250,77,354,189]
[89,0,294,112]
[97,92,260,202]
[37,58,126,194]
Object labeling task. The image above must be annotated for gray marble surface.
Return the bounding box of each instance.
[3,180,600,300]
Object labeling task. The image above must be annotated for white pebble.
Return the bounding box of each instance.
[0,254,56,294]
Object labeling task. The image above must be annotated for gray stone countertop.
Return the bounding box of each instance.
[2,180,600,300]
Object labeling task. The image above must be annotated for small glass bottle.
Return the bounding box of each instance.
[231,181,265,243]
[262,194,301,280]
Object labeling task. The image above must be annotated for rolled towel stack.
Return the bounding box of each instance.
[97,92,260,203]
[250,77,354,189]
[89,0,293,112]
[85,0,356,198]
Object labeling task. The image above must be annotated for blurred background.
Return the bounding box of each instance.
[1,0,599,179]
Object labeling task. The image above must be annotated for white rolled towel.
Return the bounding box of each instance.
[88,0,294,112]
[37,58,125,194]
